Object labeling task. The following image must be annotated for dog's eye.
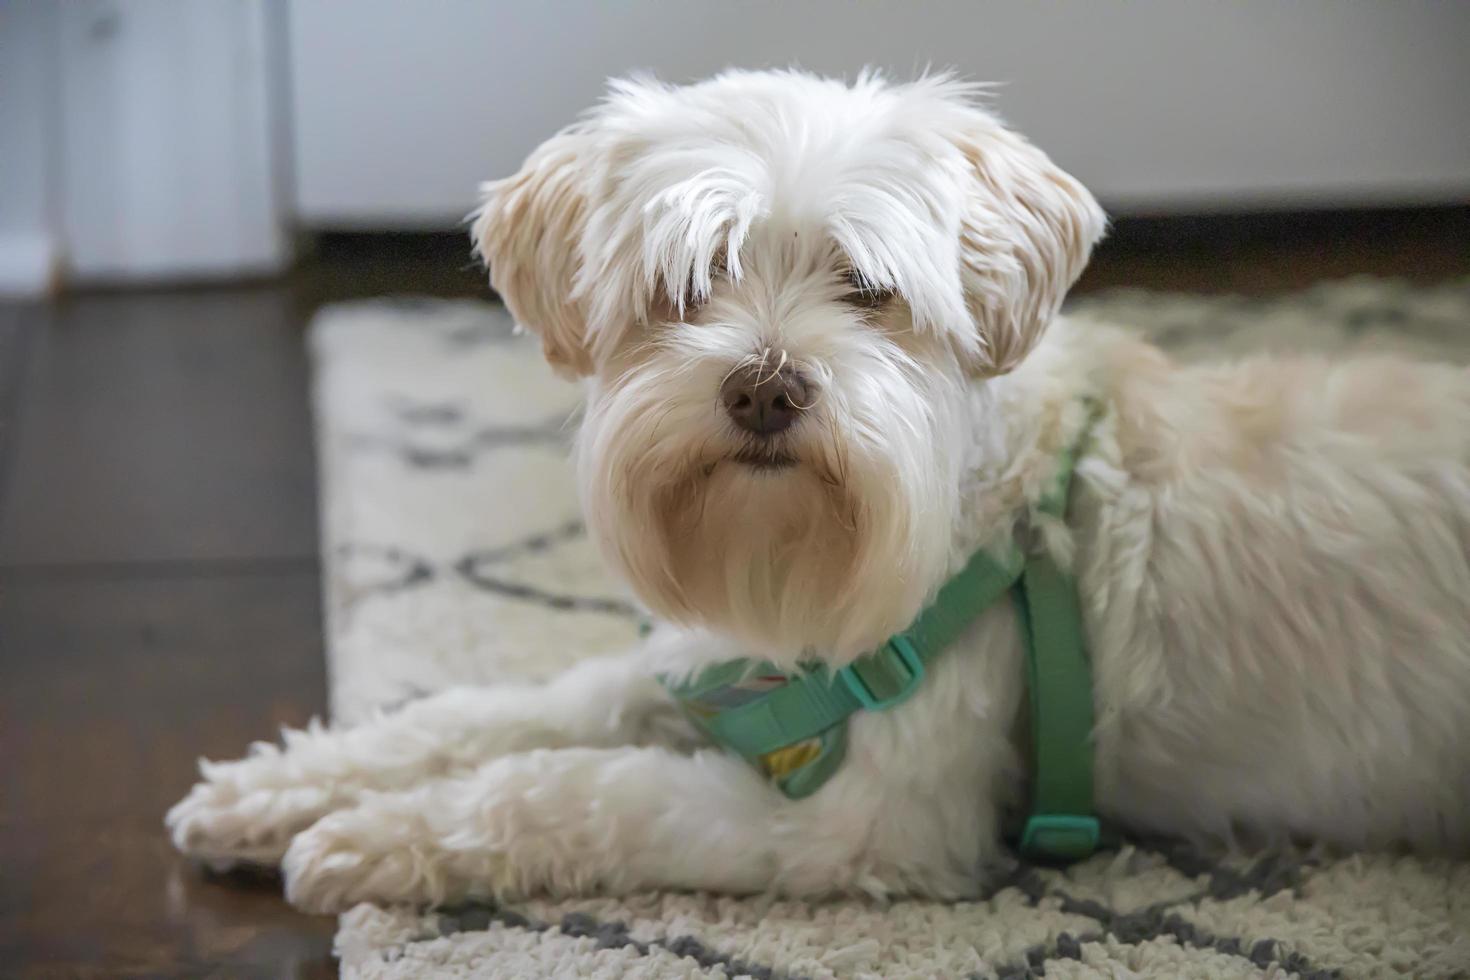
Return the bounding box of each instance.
[841,270,895,309]
[679,257,729,314]
[678,274,710,314]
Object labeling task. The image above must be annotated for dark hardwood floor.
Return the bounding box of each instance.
[0,208,1467,978]
[0,292,333,979]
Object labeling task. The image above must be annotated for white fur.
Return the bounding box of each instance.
[168,70,1470,913]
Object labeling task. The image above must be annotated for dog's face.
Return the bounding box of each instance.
[474,71,1104,659]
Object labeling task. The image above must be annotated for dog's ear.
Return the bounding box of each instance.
[472,129,596,377]
[952,119,1106,375]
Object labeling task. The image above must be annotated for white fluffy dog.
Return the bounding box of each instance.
[168,70,1470,913]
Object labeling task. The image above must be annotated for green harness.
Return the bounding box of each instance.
[661,408,1102,862]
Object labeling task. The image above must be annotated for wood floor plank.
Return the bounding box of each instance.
[0,571,336,979]
[0,303,42,522]
[0,288,318,567]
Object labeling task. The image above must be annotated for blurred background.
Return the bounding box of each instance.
[3,0,1469,294]
[1,2,1468,977]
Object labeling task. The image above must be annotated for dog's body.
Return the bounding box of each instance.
[169,70,1470,913]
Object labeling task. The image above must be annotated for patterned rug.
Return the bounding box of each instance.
[310,279,1470,979]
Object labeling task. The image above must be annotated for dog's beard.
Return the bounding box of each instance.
[579,349,959,662]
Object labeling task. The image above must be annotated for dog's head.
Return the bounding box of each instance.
[474,70,1103,660]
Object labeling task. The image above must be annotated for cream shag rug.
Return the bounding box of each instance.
[311,279,1470,980]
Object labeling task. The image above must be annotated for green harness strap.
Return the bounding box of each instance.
[663,408,1102,862]
[686,543,1025,759]
[1012,407,1102,861]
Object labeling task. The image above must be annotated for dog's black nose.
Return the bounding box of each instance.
[720,362,809,436]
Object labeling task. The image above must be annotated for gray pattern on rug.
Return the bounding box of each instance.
[312,279,1470,979]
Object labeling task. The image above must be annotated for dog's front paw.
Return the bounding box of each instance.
[281,801,509,913]
[166,753,335,869]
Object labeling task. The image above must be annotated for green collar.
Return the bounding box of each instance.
[662,405,1102,862]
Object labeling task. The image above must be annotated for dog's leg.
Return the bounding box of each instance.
[280,743,966,913]
[167,649,694,867]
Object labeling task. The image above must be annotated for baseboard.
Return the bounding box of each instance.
[1098,203,1470,254]
[300,202,1470,267]
[0,233,61,298]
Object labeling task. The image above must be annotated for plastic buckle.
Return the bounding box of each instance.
[838,634,925,711]
[1019,813,1100,862]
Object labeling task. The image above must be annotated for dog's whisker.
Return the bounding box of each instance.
[787,389,821,412]
[751,349,779,389]
[719,359,752,390]
[647,403,681,443]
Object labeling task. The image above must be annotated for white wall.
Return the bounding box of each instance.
[0,1,62,296]
[56,0,288,282]
[289,0,1470,228]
